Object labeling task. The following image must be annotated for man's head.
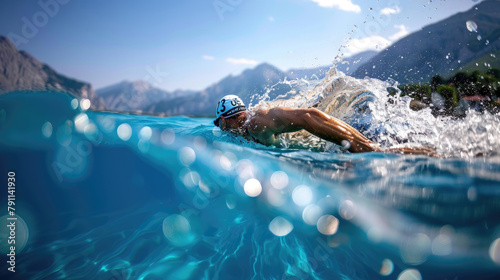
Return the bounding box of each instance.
[214,95,247,131]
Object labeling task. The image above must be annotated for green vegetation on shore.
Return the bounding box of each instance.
[389,69,500,116]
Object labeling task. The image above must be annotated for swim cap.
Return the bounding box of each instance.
[214,95,246,126]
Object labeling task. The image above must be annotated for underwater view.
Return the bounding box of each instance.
[2,0,500,279]
[2,69,500,279]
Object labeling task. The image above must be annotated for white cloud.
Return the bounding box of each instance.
[226,57,259,65]
[380,6,401,15]
[310,0,361,13]
[202,55,215,60]
[268,16,275,22]
[344,35,391,56]
[389,24,409,41]
[344,24,410,56]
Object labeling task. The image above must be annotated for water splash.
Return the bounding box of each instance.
[241,65,500,159]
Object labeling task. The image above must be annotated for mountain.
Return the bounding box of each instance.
[0,36,104,109]
[353,0,500,84]
[148,63,290,116]
[96,80,194,113]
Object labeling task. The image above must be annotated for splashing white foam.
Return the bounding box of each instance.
[246,65,500,159]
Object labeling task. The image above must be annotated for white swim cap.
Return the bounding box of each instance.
[215,95,246,123]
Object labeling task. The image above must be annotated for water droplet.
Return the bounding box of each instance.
[71,99,79,110]
[466,20,478,32]
[226,195,237,209]
[161,129,175,145]
[244,178,262,197]
[269,216,293,236]
[42,121,53,138]
[292,185,313,206]
[270,171,289,189]
[74,113,89,133]
[397,269,422,280]
[182,170,200,188]
[178,147,196,166]
[162,215,195,247]
[317,215,339,235]
[489,238,500,264]
[379,259,394,276]
[80,98,91,111]
[467,187,477,201]
[302,204,322,225]
[139,126,152,141]
[117,123,132,141]
[219,154,232,170]
[339,200,357,220]
[432,234,452,256]
[400,233,431,265]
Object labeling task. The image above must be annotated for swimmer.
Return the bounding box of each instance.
[214,95,437,156]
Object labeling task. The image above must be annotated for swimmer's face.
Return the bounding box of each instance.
[220,112,247,134]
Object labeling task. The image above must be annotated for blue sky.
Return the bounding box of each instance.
[0,0,481,91]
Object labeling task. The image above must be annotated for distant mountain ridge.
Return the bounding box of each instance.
[96,80,195,113]
[148,63,288,116]
[0,35,104,109]
[353,0,500,83]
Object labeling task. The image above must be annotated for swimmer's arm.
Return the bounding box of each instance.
[269,107,381,153]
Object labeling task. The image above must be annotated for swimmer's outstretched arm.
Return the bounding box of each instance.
[247,107,439,156]
[247,107,382,153]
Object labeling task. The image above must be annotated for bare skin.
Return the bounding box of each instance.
[219,107,437,156]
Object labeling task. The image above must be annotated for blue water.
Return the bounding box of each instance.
[1,90,500,280]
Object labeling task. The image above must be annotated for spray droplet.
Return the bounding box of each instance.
[466,20,478,32]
